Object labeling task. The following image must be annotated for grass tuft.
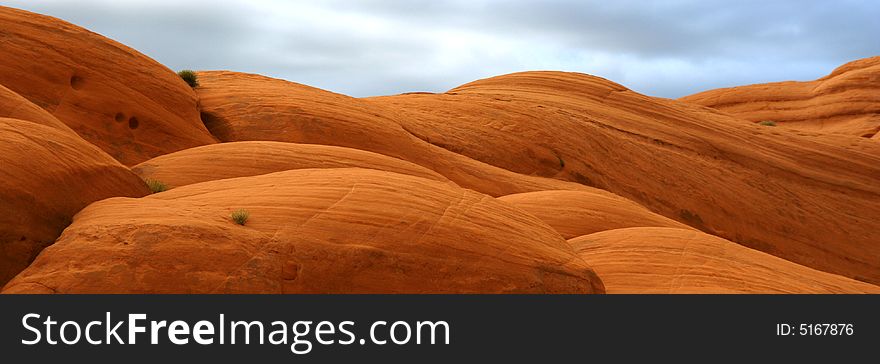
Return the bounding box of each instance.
[177,70,199,88]
[231,209,250,226]
[758,120,777,127]
[144,179,167,193]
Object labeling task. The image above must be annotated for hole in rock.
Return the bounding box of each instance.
[69,75,85,90]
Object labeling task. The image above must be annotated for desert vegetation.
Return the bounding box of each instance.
[177,69,198,88]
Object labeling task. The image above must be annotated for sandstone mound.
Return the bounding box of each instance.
[3,168,603,294]
[571,227,880,293]
[499,190,691,239]
[681,57,880,138]
[2,4,878,294]
[195,70,600,196]
[0,118,150,285]
[367,71,880,285]
[132,141,451,189]
[0,84,73,132]
[0,6,217,165]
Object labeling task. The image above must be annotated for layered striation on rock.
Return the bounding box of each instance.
[3,168,604,294]
[499,190,692,239]
[571,227,880,294]
[0,118,150,285]
[1,4,878,294]
[194,71,598,197]
[132,141,451,189]
[0,84,74,132]
[0,6,217,165]
[680,57,880,138]
[366,71,880,284]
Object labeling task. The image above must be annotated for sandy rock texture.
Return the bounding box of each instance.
[369,71,880,285]
[4,169,604,294]
[0,7,217,165]
[2,5,878,294]
[571,227,880,294]
[132,141,452,189]
[195,71,605,197]
[681,57,880,138]
[0,117,149,285]
[499,190,692,239]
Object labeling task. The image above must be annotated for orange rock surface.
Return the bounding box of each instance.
[681,57,880,138]
[132,141,452,189]
[195,71,597,197]
[3,169,603,294]
[499,190,692,239]
[0,117,150,285]
[0,6,217,165]
[0,84,74,132]
[571,227,880,293]
[2,5,878,294]
[368,71,880,284]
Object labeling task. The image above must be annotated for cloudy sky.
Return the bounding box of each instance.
[5,0,878,97]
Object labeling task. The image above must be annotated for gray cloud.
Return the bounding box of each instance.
[3,0,878,97]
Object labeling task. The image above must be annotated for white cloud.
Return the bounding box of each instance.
[3,0,877,97]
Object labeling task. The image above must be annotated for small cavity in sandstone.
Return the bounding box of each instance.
[69,75,85,90]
